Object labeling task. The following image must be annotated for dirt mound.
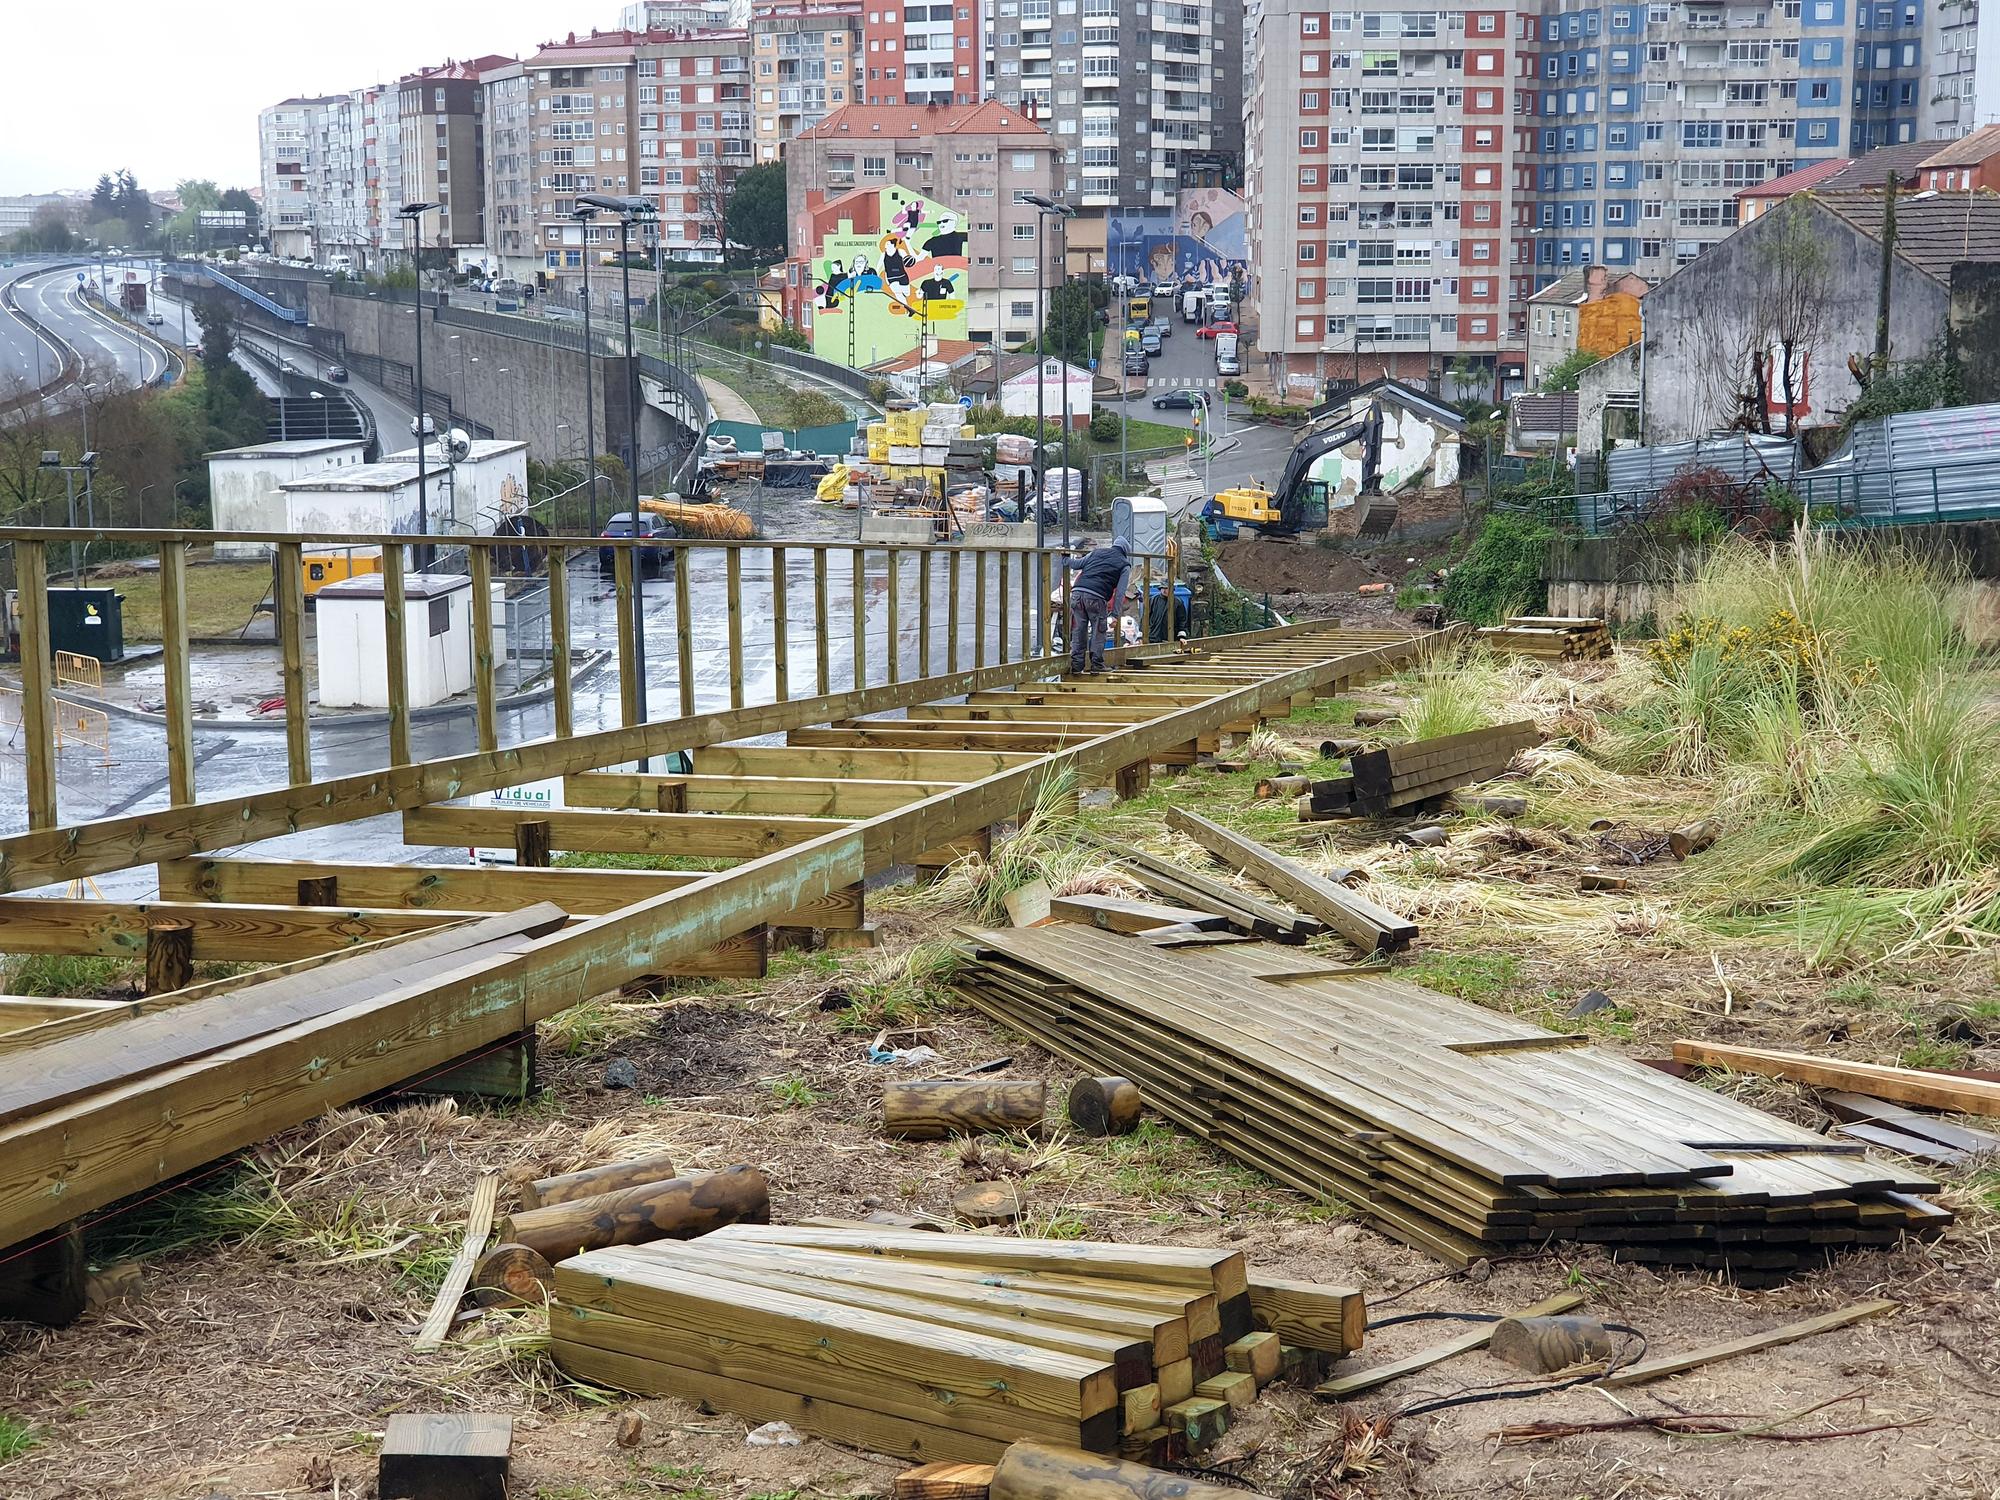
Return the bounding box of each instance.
[1217,537,1391,597]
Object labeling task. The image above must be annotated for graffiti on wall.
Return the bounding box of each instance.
[1106,187,1250,288]
[809,187,970,367]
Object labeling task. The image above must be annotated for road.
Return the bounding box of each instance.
[0,261,72,392]
[6,262,170,390]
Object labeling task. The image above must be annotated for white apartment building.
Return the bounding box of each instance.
[258,88,403,270]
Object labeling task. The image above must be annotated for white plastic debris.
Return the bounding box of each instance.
[745,1421,804,1448]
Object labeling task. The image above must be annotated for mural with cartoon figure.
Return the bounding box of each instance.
[810,186,970,366]
[1105,186,1250,292]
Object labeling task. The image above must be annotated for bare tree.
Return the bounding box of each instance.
[1753,199,1836,436]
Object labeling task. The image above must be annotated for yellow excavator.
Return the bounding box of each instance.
[639,495,755,539]
[1203,399,1386,536]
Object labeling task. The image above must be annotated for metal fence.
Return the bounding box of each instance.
[1603,433,1799,492]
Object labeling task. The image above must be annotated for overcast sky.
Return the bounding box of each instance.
[2,1,582,196]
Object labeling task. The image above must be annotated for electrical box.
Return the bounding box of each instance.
[45,587,126,664]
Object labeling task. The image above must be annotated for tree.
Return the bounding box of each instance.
[217,187,259,223]
[89,174,118,220]
[1755,198,1835,436]
[12,205,74,253]
[1540,348,1604,393]
[724,163,787,265]
[1031,282,1095,363]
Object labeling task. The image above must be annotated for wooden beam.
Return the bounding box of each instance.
[695,745,1037,781]
[726,546,744,709]
[13,542,56,830]
[791,726,1117,752]
[1672,1041,2000,1119]
[275,541,310,784]
[0,997,126,1031]
[918,550,932,679]
[156,858,867,928]
[565,773,955,817]
[814,546,831,697]
[381,543,412,766]
[675,545,695,719]
[614,545,640,729]
[1604,1299,1898,1387]
[853,547,867,689]
[470,543,498,754]
[947,549,961,675]
[0,896,492,961]
[886,547,902,685]
[158,542,197,806]
[771,544,789,702]
[402,807,850,859]
[548,545,573,739]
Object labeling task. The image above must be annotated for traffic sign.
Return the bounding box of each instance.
[959,394,973,409]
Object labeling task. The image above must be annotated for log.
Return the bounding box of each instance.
[1393,825,1448,848]
[380,1413,512,1500]
[470,1243,555,1306]
[1255,775,1310,800]
[1315,1292,1587,1398]
[1579,871,1630,892]
[953,1181,1025,1225]
[1352,707,1401,727]
[1067,1076,1142,1137]
[145,918,195,995]
[882,1079,1048,1139]
[496,1166,770,1262]
[521,1150,681,1209]
[896,1463,997,1500]
[1488,1314,1613,1374]
[1668,819,1719,860]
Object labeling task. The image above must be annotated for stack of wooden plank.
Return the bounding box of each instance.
[549,1224,1363,1464]
[953,923,1949,1282]
[1477,616,1613,661]
[1302,721,1539,819]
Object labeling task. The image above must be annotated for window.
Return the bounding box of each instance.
[1010,299,1034,317]
[1010,255,1035,272]
[1011,151,1036,170]
[1298,241,1319,262]
[1301,14,1321,33]
[1299,128,1320,148]
[1301,90,1321,110]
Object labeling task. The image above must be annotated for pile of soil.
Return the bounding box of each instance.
[1216,536,1407,624]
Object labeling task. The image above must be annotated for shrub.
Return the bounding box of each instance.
[1223,380,1248,400]
[1440,514,1552,625]
[1088,408,1122,443]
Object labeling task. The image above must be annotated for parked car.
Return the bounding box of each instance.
[1151,389,1200,410]
[1122,351,1151,376]
[1148,317,1172,340]
[1216,353,1241,377]
[1140,328,1164,356]
[599,511,676,574]
[1195,320,1238,339]
[324,364,348,383]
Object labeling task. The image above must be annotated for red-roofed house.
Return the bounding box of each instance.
[1735,157,1854,225]
[1916,126,2000,194]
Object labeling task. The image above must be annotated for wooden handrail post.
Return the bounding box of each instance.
[547,544,573,739]
[470,542,498,754]
[157,541,196,806]
[725,546,745,710]
[947,548,961,675]
[674,545,695,719]
[771,544,789,701]
[14,541,57,828]
[885,548,901,685]
[614,544,640,728]
[275,541,310,784]
[813,546,830,696]
[974,549,988,670]
[382,543,411,766]
[918,550,932,679]
[851,547,867,689]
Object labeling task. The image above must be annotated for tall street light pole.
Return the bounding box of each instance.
[397,202,440,568]
[581,193,658,767]
[1023,192,1076,652]
[572,205,601,538]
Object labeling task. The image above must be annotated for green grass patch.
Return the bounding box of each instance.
[1,953,129,997]
[766,1075,824,1108]
[1279,696,1360,729]
[0,1415,38,1464]
[541,998,658,1058]
[1402,951,1524,1004]
[97,560,272,641]
[828,940,962,1036]
[1120,415,1197,451]
[1898,1037,1971,1071]
[554,850,733,874]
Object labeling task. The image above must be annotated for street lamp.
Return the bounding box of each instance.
[1023,191,1076,653]
[397,202,440,567]
[578,192,658,762]
[571,205,601,539]
[39,448,98,582]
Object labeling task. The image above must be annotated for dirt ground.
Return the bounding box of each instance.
[5,662,2000,1500]
[1217,537,1436,628]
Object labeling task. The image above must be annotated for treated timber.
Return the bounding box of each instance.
[1163,808,1416,953]
[402,807,850,859]
[0,897,493,961]
[1246,1279,1367,1355]
[696,745,1039,781]
[1601,1298,1898,1387]
[155,858,867,929]
[1673,1041,2000,1119]
[0,628,1440,1250]
[564,773,956,817]
[522,1150,680,1209]
[158,543,197,805]
[498,1165,770,1261]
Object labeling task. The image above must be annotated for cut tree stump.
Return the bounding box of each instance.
[1489,1314,1614,1374]
[496,1166,770,1261]
[470,1243,555,1306]
[881,1079,1048,1138]
[953,1181,1025,1225]
[1067,1076,1142,1136]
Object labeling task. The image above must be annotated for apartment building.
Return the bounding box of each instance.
[482,61,538,283]
[1246,1,1539,396]
[398,58,510,259]
[751,2,864,161]
[984,0,1243,211]
[521,28,754,296]
[258,88,402,269]
[858,2,986,105]
[620,0,744,26]
[779,101,1062,353]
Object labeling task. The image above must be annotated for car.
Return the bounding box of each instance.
[1140,330,1164,356]
[1151,390,1201,410]
[1148,318,1172,340]
[1195,320,1239,339]
[144,311,164,325]
[324,364,348,383]
[599,511,676,574]
[1122,352,1151,376]
[1216,354,1241,377]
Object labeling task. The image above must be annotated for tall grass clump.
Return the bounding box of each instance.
[922,767,1129,925]
[1398,646,1509,742]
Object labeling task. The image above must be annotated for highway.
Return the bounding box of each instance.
[0,261,74,393]
[12,262,171,389]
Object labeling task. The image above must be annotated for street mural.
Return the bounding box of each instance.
[1106,186,1250,288]
[810,186,969,367]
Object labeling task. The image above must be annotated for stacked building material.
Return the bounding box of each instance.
[549,1224,1361,1464]
[1476,616,1613,661]
[954,923,1948,1282]
[1302,721,1539,819]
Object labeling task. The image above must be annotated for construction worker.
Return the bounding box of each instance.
[1063,537,1130,676]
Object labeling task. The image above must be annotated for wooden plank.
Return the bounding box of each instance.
[948,549,962,675]
[470,543,497,753]
[998,547,1011,663]
[726,546,745,710]
[919,550,933,679]
[771,544,789,701]
[814,546,831,697]
[413,1173,499,1352]
[1835,1121,1967,1165]
[158,542,197,806]
[548,544,573,739]
[1604,1298,1898,1387]
[887,547,902,685]
[156,858,866,929]
[565,773,953,817]
[793,726,1119,752]
[700,745,1038,780]
[0,997,126,1030]
[13,541,56,830]
[381,543,412,765]
[275,541,310,784]
[975,551,988,669]
[0,906,566,1128]
[1164,807,1416,954]
[675,545,695,719]
[1247,1278,1366,1356]
[1673,1041,2000,1119]
[1314,1292,1586,1398]
[1048,895,1230,935]
[853,547,867,689]
[402,806,849,859]
[614,545,641,729]
[1819,1091,2000,1154]
[0,896,497,961]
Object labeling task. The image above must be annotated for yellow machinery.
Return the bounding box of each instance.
[638,497,755,539]
[1207,485,1283,527]
[302,547,382,596]
[815,463,852,502]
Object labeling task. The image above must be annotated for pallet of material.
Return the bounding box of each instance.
[1304,721,1539,819]
[548,1223,1357,1463]
[1477,616,1612,661]
[952,923,1948,1281]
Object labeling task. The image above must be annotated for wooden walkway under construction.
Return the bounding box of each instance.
[0,522,1448,1317]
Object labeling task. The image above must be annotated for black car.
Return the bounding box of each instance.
[599,511,676,574]
[1122,352,1150,376]
[1152,389,1199,410]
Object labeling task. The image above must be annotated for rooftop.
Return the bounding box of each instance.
[384,439,529,463]
[867,339,980,376]
[1812,139,1951,194]
[1820,194,2000,281]
[798,101,1056,141]
[1512,392,1581,430]
[1918,124,2000,169]
[279,461,423,492]
[207,438,367,459]
[1738,155,1854,202]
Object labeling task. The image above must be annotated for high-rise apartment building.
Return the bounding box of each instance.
[751,2,864,161]
[258,87,403,269]
[521,28,754,296]
[859,1,987,105]
[985,0,1243,210]
[482,60,538,282]
[620,0,745,27]
[398,58,511,258]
